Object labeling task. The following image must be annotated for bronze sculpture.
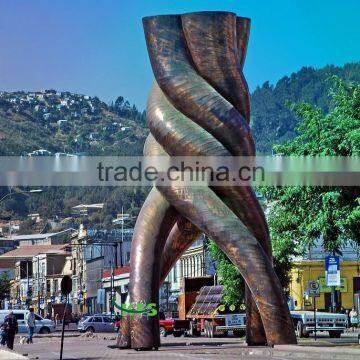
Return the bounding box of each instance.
[118,11,297,350]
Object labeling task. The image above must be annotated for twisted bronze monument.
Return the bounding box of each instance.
[118,11,297,350]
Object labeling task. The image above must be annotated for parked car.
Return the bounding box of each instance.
[77,315,115,333]
[0,310,56,334]
[158,311,175,337]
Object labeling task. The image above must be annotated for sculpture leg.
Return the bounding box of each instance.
[160,217,201,282]
[157,185,297,345]
[128,187,179,350]
[116,308,131,348]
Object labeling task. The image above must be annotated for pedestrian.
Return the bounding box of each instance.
[349,308,358,331]
[346,309,351,329]
[55,313,59,327]
[0,323,7,346]
[26,308,36,344]
[3,311,18,350]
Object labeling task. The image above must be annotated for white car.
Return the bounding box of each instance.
[291,310,347,338]
[0,310,56,334]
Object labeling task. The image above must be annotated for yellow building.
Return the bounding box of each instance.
[290,259,360,311]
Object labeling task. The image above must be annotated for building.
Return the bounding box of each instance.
[112,213,132,226]
[0,238,18,256]
[70,225,87,314]
[85,228,133,314]
[0,244,69,269]
[32,251,71,316]
[14,260,33,305]
[163,235,216,312]
[0,244,70,311]
[289,239,360,311]
[3,229,72,246]
[102,266,130,314]
[0,220,22,235]
[71,203,104,217]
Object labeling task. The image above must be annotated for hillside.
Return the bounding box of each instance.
[251,62,360,153]
[1,63,359,156]
[0,91,150,230]
[0,90,147,156]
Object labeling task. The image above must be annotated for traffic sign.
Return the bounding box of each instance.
[308,279,320,297]
[61,275,72,295]
[325,256,340,287]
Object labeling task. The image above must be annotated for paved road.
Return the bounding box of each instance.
[3,332,360,360]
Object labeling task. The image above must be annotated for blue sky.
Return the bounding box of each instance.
[0,0,359,109]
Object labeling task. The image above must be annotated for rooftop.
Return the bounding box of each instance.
[0,244,70,267]
[0,229,73,242]
[72,203,104,209]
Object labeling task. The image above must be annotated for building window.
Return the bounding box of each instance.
[173,265,177,282]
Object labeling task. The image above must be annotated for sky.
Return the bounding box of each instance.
[0,0,359,109]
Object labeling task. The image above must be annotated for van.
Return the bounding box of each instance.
[0,310,56,334]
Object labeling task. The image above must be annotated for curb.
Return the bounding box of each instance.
[0,348,28,359]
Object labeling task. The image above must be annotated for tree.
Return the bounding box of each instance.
[251,63,360,153]
[263,77,359,258]
[207,241,245,309]
[0,272,11,305]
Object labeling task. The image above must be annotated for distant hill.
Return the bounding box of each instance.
[0,91,149,229]
[1,63,359,156]
[251,62,360,153]
[0,90,147,156]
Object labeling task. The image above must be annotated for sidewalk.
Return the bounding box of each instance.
[0,348,27,359]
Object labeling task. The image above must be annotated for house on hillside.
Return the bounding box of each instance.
[71,204,104,217]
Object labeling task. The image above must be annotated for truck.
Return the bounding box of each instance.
[174,277,246,337]
[290,310,347,338]
[174,277,348,339]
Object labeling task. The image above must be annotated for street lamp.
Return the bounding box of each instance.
[0,188,43,203]
[0,188,43,239]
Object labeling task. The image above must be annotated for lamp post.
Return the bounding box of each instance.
[0,188,43,238]
[0,188,43,203]
[0,188,43,308]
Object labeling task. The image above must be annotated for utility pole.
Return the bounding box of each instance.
[8,187,12,240]
[26,261,30,309]
[114,243,118,268]
[110,260,114,319]
[120,206,124,267]
[37,257,41,315]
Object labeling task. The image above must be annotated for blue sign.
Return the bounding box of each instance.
[87,229,133,242]
[325,256,340,287]
[97,289,105,305]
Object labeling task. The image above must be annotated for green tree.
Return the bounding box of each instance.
[0,272,11,305]
[264,77,359,259]
[207,241,245,309]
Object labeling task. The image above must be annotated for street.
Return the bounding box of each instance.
[1,332,360,360]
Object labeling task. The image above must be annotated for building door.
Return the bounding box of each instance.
[324,291,342,312]
[354,277,360,294]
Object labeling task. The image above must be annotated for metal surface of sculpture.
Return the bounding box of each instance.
[117,11,297,350]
